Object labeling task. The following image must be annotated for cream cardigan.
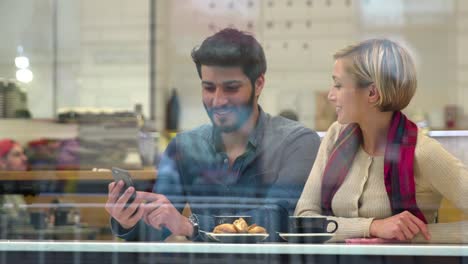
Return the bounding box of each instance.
[295,122,468,243]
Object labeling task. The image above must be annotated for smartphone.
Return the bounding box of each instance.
[111,167,136,207]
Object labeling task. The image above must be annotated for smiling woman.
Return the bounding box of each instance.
[295,38,468,244]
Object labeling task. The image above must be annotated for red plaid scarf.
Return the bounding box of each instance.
[321,112,427,223]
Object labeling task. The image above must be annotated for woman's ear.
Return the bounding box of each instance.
[368,83,380,105]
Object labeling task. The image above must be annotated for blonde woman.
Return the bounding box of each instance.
[295,39,468,243]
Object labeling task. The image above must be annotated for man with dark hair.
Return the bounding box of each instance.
[106,28,320,241]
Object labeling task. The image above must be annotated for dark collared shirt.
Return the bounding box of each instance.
[114,108,320,241]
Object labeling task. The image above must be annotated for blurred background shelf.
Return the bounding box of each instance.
[1,169,157,241]
[0,169,156,181]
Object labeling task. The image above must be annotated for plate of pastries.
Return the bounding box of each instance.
[203,217,269,243]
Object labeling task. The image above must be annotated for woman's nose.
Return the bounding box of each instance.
[327,89,335,102]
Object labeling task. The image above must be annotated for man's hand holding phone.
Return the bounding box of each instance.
[105,180,145,230]
[105,167,192,236]
[105,168,146,230]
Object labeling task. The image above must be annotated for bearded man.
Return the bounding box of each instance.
[106,28,320,241]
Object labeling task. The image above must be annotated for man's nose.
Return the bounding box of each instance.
[212,89,228,107]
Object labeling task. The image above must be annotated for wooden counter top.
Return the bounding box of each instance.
[0,169,156,181]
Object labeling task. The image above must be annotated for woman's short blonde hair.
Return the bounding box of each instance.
[333,38,417,112]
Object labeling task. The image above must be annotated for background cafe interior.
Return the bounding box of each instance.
[0,0,467,263]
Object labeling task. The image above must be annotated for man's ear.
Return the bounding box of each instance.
[368,83,380,105]
[254,74,265,96]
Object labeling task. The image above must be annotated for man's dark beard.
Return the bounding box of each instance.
[204,88,256,133]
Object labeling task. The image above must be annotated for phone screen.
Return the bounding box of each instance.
[111,167,136,207]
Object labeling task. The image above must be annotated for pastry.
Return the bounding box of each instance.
[213,223,237,233]
[233,218,249,233]
[212,217,268,234]
[248,225,267,234]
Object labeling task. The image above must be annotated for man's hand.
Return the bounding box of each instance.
[105,180,145,230]
[370,210,431,241]
[139,192,193,237]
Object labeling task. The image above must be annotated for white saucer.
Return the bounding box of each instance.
[278,233,335,243]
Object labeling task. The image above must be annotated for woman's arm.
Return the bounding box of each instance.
[416,137,468,215]
[411,136,468,243]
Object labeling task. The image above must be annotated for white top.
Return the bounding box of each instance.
[0,241,467,256]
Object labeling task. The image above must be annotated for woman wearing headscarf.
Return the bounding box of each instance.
[0,139,28,171]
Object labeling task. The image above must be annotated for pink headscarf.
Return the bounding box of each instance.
[0,139,16,158]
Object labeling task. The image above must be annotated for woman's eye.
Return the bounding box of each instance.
[333,84,342,89]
